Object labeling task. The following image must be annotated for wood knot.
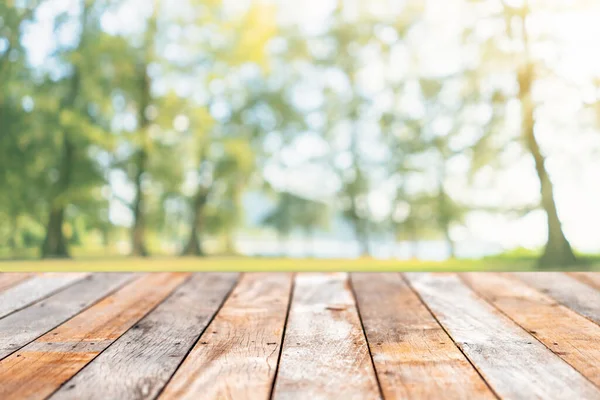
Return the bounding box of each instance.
[325,306,347,311]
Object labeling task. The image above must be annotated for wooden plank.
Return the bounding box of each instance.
[159,273,292,400]
[0,273,136,359]
[462,272,600,387]
[0,273,189,400]
[351,273,495,399]
[406,273,600,400]
[0,273,88,318]
[51,273,239,400]
[0,273,32,292]
[273,273,380,400]
[514,272,600,326]
[569,272,600,291]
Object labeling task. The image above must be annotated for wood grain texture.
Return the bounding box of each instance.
[0,273,32,292]
[462,272,600,387]
[273,273,380,400]
[351,273,495,400]
[0,273,189,400]
[569,272,600,291]
[0,273,135,360]
[406,273,600,400]
[51,273,239,400]
[159,273,292,400]
[0,273,88,318]
[514,272,600,326]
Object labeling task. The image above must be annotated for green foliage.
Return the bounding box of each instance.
[262,191,329,239]
[1,0,596,261]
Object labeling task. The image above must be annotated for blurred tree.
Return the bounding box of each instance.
[464,0,577,266]
[107,0,189,256]
[513,4,576,266]
[420,78,469,259]
[34,0,130,258]
[262,190,329,255]
[303,1,422,257]
[295,195,330,257]
[262,192,296,251]
[129,7,156,257]
[2,0,596,262]
[124,0,160,257]
[309,7,378,256]
[0,1,37,256]
[175,0,286,256]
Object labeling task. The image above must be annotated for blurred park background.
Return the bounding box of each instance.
[1,0,600,269]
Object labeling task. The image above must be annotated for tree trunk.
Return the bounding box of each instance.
[41,0,90,259]
[443,225,456,259]
[182,190,209,256]
[347,110,370,258]
[411,240,419,260]
[42,137,75,259]
[278,231,288,257]
[102,226,110,255]
[224,233,236,255]
[358,226,370,257]
[224,180,244,256]
[351,215,370,257]
[182,223,203,256]
[8,214,18,258]
[131,147,148,257]
[130,2,159,257]
[518,64,576,267]
[130,67,150,257]
[407,224,419,260]
[42,208,69,258]
[305,229,315,259]
[436,173,455,260]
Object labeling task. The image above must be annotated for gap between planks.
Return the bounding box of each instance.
[405,273,600,400]
[351,273,496,400]
[159,273,293,400]
[50,273,239,400]
[460,272,600,390]
[273,273,380,400]
[0,273,137,360]
[513,272,600,327]
[0,273,190,400]
[1,272,600,400]
[0,273,89,319]
[267,272,296,400]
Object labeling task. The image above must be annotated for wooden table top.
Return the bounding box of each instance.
[1,271,599,399]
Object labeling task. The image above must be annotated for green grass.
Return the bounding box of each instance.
[3,244,599,272]
[0,256,547,272]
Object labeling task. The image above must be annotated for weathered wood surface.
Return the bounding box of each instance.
[0,273,88,318]
[0,273,32,292]
[514,272,600,326]
[351,273,495,400]
[462,272,600,387]
[0,273,135,359]
[160,273,292,400]
[569,272,600,291]
[51,273,238,400]
[0,273,189,400]
[273,273,380,400]
[406,273,600,400]
[1,271,600,400]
